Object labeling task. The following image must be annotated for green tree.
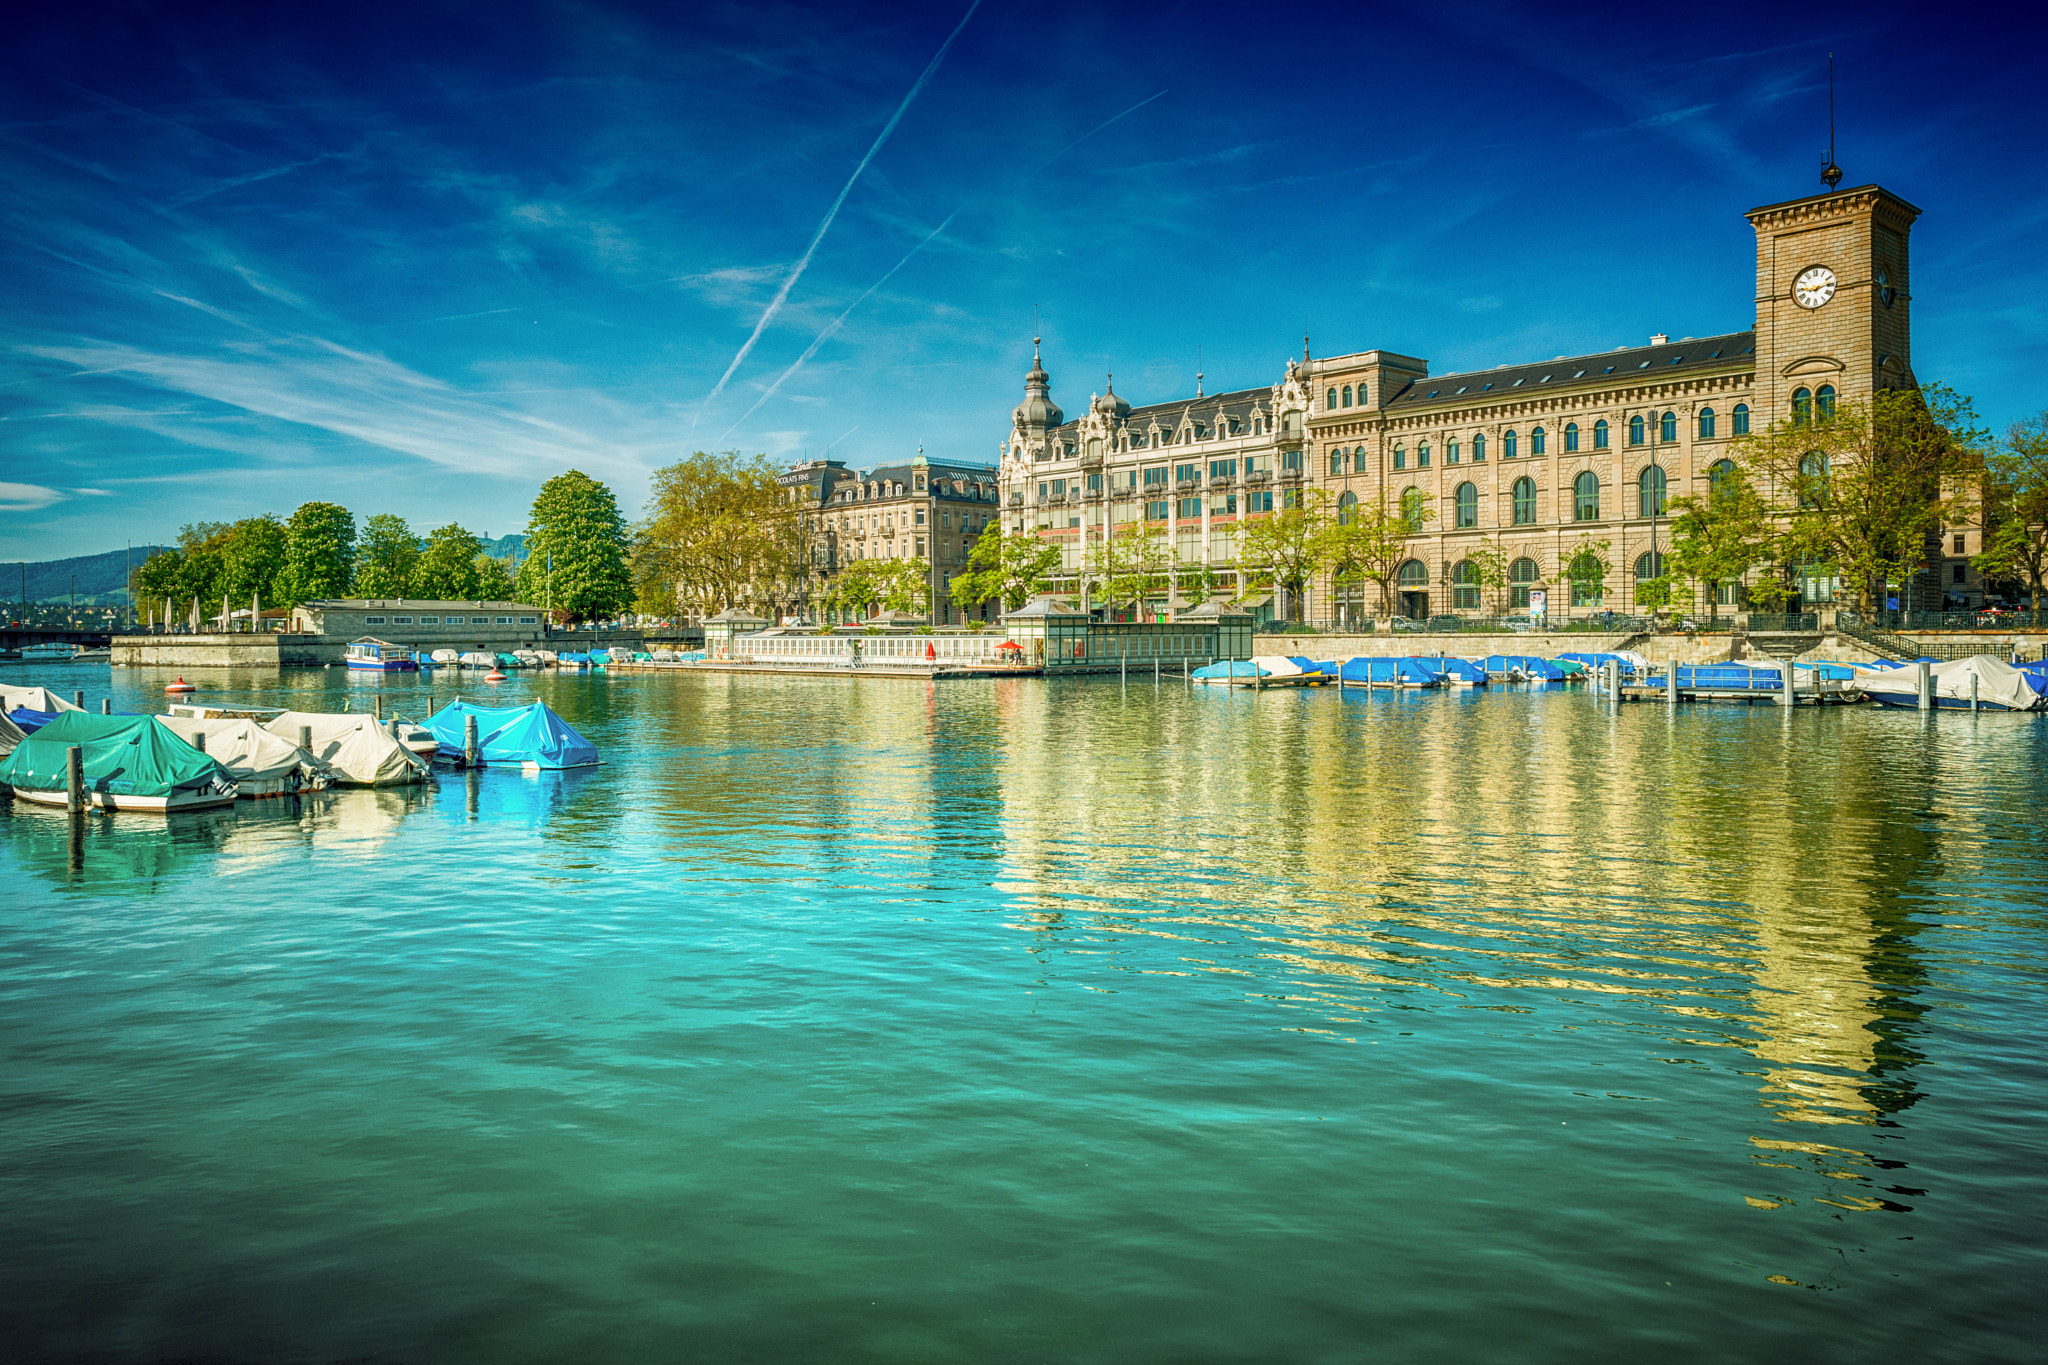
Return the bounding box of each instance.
[949,526,1063,613]
[354,514,421,598]
[1082,520,1169,615]
[518,471,632,621]
[633,452,804,618]
[1563,535,1611,609]
[1237,488,1332,622]
[130,550,187,621]
[1459,539,1511,616]
[1740,383,1987,610]
[1665,462,1775,621]
[275,501,355,606]
[474,552,518,603]
[411,524,487,600]
[1323,491,1433,615]
[215,516,286,606]
[820,557,929,619]
[1974,411,2048,611]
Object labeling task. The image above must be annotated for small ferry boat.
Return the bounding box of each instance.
[345,638,419,672]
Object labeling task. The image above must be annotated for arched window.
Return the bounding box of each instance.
[1503,430,1518,459]
[1342,385,1353,407]
[1593,419,1610,449]
[1634,551,1665,581]
[1816,384,1836,421]
[1574,471,1600,521]
[1638,464,1667,518]
[1509,556,1541,609]
[1568,551,1604,607]
[1397,558,1429,587]
[1732,403,1751,436]
[1337,491,1358,525]
[1698,407,1717,440]
[1328,388,1339,409]
[1629,414,1646,446]
[1417,442,1431,468]
[1512,476,1537,525]
[1451,560,1481,609]
[1447,438,1461,464]
[1393,444,1407,470]
[1472,433,1487,462]
[1355,383,1368,406]
[1399,487,1424,525]
[1564,422,1580,453]
[1330,449,1344,475]
[1455,481,1479,528]
[1531,426,1547,455]
[1792,387,1812,425]
[1660,411,1677,442]
[1708,458,1737,498]
[1799,452,1830,508]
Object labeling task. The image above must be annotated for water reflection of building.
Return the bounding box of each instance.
[985,688,1935,1157]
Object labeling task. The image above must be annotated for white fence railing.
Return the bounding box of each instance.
[726,632,1009,666]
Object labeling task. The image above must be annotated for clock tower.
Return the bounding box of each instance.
[1746,183,1921,432]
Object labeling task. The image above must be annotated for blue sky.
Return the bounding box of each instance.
[3,0,2042,560]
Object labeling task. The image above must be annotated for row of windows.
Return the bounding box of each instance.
[1420,459,1741,528]
[1368,406,1753,470]
[1327,384,1370,409]
[1792,385,1837,425]
[361,614,531,625]
[1400,551,1682,608]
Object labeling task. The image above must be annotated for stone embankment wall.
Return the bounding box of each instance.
[111,633,337,668]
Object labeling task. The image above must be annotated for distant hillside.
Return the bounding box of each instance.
[7,547,172,604]
[483,533,528,563]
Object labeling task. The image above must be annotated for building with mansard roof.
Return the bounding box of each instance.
[783,451,1002,623]
[997,180,1965,622]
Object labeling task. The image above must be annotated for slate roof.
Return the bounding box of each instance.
[1384,331,1755,410]
[1052,384,1271,438]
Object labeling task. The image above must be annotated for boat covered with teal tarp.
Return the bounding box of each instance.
[0,711,237,811]
[424,699,600,769]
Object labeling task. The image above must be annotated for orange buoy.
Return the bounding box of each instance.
[164,676,195,694]
[485,670,506,682]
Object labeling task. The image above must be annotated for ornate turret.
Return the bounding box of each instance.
[1090,372,1131,420]
[1012,336,1064,431]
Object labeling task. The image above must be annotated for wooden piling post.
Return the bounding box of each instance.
[298,725,313,754]
[464,713,479,768]
[73,689,85,710]
[373,694,382,721]
[191,730,205,754]
[65,745,84,815]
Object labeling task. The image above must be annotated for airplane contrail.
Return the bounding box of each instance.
[718,89,1172,441]
[695,0,982,428]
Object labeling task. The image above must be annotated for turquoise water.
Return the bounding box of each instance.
[3,661,2045,1362]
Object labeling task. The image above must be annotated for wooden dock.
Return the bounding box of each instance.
[1614,680,1863,705]
[603,659,1041,680]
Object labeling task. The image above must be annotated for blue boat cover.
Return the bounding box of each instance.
[1416,657,1488,684]
[1286,656,1338,676]
[588,649,611,663]
[7,707,59,734]
[1192,660,1263,679]
[425,700,600,769]
[1560,651,1636,673]
[558,652,592,664]
[1483,654,1566,680]
[1336,656,1439,685]
[1641,664,1785,688]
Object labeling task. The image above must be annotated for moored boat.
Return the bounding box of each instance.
[261,711,431,785]
[1335,656,1440,687]
[0,712,237,811]
[154,716,332,797]
[457,651,497,670]
[346,638,420,672]
[424,699,600,769]
[1857,655,2045,711]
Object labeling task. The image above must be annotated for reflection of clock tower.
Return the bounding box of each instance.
[1746,183,1920,432]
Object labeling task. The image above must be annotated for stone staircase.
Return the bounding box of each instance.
[1833,617,1920,662]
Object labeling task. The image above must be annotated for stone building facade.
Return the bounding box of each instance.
[998,180,1964,619]
[785,452,1002,623]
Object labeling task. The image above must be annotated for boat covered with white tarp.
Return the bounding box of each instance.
[155,715,333,796]
[1857,655,2045,711]
[262,712,431,785]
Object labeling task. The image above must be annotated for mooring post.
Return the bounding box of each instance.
[101,698,111,715]
[373,694,382,721]
[73,689,84,710]
[464,713,479,768]
[298,724,313,754]
[191,730,206,754]
[1970,670,1980,712]
[1666,661,1678,706]
[65,744,84,815]
[1916,660,1933,712]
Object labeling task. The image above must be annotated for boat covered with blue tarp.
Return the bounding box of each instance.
[1286,656,1338,678]
[1415,657,1488,686]
[1640,663,1786,690]
[1336,656,1439,687]
[1483,654,1566,681]
[424,699,601,768]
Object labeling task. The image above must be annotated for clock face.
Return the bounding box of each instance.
[1877,267,1896,308]
[1794,265,1838,309]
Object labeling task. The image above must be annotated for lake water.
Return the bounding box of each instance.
[3,660,2045,1363]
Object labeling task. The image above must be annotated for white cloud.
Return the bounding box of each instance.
[0,482,66,511]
